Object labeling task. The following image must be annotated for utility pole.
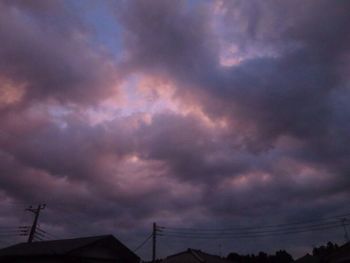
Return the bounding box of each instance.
[152,222,157,263]
[341,218,349,243]
[26,204,46,243]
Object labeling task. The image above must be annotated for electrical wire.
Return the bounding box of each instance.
[160,221,348,236]
[160,224,349,239]
[36,227,60,239]
[160,212,350,232]
[134,234,153,252]
[157,215,350,240]
[0,226,22,230]
[33,234,44,241]
[33,231,46,238]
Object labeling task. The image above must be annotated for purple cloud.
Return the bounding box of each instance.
[1,0,350,260]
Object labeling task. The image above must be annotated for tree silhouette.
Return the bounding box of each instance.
[227,250,293,263]
[312,242,339,259]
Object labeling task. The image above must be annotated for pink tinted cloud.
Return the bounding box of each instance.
[1,0,350,258]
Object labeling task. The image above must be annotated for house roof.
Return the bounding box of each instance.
[0,234,140,261]
[162,248,231,263]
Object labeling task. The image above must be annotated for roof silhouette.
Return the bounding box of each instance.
[0,234,139,262]
[163,248,231,263]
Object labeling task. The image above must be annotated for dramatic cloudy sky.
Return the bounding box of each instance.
[1,0,350,259]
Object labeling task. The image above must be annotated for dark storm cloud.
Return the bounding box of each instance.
[114,0,350,242]
[136,112,251,183]
[0,111,131,179]
[0,0,141,247]
[0,107,208,242]
[116,0,218,84]
[1,0,350,259]
[117,0,350,169]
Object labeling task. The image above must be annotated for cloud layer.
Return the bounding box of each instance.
[0,0,350,259]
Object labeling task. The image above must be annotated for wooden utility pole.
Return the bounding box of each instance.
[26,204,46,243]
[341,218,349,242]
[152,222,157,263]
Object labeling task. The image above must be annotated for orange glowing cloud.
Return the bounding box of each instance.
[0,76,26,107]
[80,73,230,131]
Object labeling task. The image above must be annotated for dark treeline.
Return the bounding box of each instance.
[312,242,339,259]
[227,250,293,263]
[145,241,341,263]
[227,241,340,263]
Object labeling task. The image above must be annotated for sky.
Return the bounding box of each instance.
[0,0,350,260]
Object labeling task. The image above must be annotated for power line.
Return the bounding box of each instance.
[134,233,153,252]
[36,228,60,240]
[0,229,22,232]
[0,226,22,230]
[160,220,348,235]
[33,234,45,242]
[0,233,22,237]
[159,222,350,240]
[0,232,23,236]
[160,212,350,232]
[0,226,29,236]
[33,231,46,238]
[157,212,350,241]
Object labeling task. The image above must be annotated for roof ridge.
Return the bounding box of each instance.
[165,250,191,259]
[189,249,206,263]
[0,234,141,259]
[12,234,113,245]
[0,234,114,255]
[66,235,114,254]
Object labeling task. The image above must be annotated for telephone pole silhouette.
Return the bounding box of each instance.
[152,222,157,263]
[26,204,46,243]
[341,218,349,242]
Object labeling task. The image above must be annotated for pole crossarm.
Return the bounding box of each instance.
[26,204,46,243]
